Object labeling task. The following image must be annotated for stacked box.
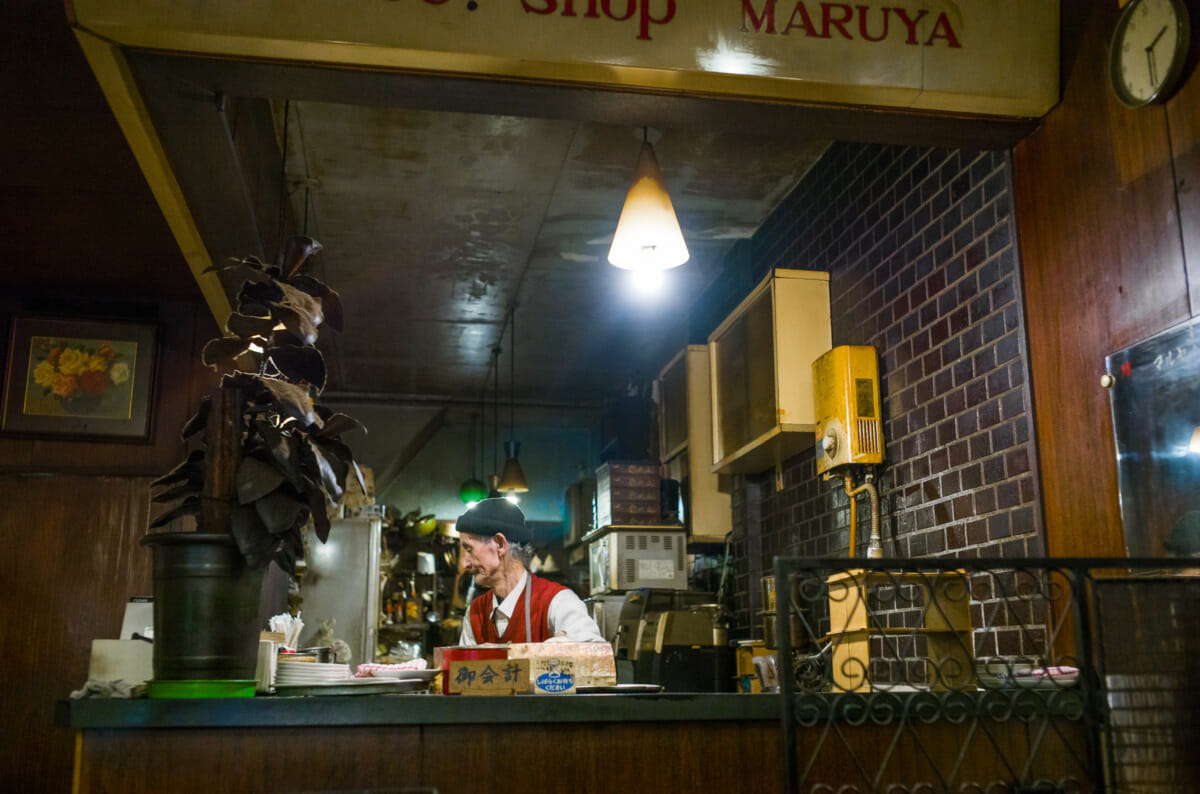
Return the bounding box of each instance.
[595,461,661,527]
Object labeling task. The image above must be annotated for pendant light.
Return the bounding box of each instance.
[497,306,530,494]
[607,127,689,272]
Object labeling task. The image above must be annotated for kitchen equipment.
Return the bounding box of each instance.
[632,604,734,692]
[584,593,628,646]
[586,524,688,594]
[295,516,382,667]
[613,588,716,662]
[293,646,333,663]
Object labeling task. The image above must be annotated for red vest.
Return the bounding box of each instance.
[468,574,569,644]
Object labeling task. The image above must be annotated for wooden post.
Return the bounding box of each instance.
[200,381,242,534]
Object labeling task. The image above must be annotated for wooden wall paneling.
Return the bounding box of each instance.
[421,721,782,794]
[1167,51,1200,314]
[76,726,423,793]
[1012,0,1193,558]
[0,475,154,794]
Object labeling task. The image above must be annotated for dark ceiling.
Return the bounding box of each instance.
[5,0,1035,414]
[2,0,197,302]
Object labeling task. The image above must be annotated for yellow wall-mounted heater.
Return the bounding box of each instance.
[813,345,884,476]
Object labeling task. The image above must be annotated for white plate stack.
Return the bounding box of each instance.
[274,660,351,687]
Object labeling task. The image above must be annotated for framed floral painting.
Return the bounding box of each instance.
[1,316,158,440]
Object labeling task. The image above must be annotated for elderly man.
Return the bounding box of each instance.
[456,498,604,644]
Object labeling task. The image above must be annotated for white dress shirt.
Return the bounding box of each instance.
[459,571,605,645]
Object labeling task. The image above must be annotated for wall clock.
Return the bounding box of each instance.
[1109,0,1192,107]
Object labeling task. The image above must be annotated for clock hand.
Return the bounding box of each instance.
[1147,25,1168,52]
[1147,47,1158,87]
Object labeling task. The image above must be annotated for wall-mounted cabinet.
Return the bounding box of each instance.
[656,346,731,544]
[708,269,831,475]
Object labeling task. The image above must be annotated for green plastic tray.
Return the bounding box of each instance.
[145,679,257,699]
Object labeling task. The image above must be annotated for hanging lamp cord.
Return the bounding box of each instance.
[276,100,290,258]
[492,346,500,477]
[509,306,516,441]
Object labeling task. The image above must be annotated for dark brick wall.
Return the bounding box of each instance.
[714,142,1044,637]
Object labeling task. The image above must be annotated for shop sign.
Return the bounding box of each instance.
[72,0,1058,116]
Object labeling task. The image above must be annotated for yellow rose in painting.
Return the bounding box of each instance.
[33,360,56,388]
[109,361,131,385]
[57,347,88,376]
[52,372,78,397]
[86,354,107,373]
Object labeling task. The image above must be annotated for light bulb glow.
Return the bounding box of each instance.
[629,268,665,294]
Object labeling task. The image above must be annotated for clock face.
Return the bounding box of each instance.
[1109,0,1192,107]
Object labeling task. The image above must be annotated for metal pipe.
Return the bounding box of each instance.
[843,475,858,559]
[844,472,882,558]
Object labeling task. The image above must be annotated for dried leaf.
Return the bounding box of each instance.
[319,285,344,334]
[151,449,205,487]
[149,496,200,528]
[255,489,307,536]
[272,304,318,347]
[236,455,286,505]
[225,312,276,339]
[279,235,323,279]
[151,482,200,504]
[268,345,326,391]
[273,531,303,575]
[314,412,364,438]
[206,256,272,284]
[202,337,252,369]
[289,276,344,333]
[349,460,366,496]
[252,419,298,483]
[308,441,346,503]
[238,279,284,309]
[231,504,273,568]
[181,398,211,440]
[308,490,332,543]
[256,377,318,425]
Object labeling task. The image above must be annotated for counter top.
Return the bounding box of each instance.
[60,692,780,730]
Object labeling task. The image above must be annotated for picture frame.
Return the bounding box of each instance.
[1,315,158,441]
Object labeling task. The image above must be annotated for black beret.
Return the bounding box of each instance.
[456,498,533,545]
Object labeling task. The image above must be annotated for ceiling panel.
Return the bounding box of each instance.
[280,100,831,404]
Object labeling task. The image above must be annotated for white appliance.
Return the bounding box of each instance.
[296,517,382,666]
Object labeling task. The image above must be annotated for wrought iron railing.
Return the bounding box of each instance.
[773,557,1200,794]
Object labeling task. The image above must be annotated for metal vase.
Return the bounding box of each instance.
[141,533,265,681]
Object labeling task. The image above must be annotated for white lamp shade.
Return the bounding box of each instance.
[607,142,689,271]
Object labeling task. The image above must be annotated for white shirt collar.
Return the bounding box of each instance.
[491,570,528,619]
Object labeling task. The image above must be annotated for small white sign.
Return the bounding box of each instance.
[637,558,676,581]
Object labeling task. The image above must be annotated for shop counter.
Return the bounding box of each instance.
[61,693,784,793]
